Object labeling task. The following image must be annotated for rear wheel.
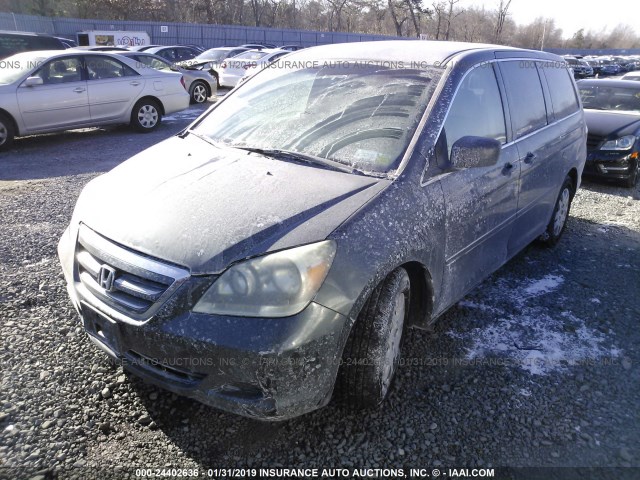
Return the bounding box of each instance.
[131,99,161,133]
[539,175,574,247]
[338,268,410,409]
[190,81,209,104]
[0,113,15,151]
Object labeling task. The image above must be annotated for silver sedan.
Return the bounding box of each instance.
[0,50,190,150]
[116,51,217,104]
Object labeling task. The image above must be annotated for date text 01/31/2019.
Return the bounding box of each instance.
[133,468,496,478]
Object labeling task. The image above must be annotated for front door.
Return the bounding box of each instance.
[17,56,90,132]
[437,63,520,308]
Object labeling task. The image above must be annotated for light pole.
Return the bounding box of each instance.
[540,19,549,50]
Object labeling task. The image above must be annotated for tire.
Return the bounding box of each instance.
[538,175,574,247]
[190,81,209,104]
[623,159,639,188]
[131,99,161,133]
[0,113,15,151]
[338,268,410,409]
[210,70,220,89]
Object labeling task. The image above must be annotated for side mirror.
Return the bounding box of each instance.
[23,76,44,87]
[450,136,501,169]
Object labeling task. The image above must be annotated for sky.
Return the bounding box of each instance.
[462,0,639,38]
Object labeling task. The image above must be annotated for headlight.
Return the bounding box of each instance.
[600,135,636,151]
[193,241,336,317]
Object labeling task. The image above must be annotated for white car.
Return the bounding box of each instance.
[218,49,289,88]
[621,71,640,81]
[0,50,190,150]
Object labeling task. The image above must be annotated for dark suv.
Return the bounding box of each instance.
[0,30,67,59]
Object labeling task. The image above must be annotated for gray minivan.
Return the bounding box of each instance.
[58,41,586,420]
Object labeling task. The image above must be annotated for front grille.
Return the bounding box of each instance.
[587,134,605,151]
[75,225,189,320]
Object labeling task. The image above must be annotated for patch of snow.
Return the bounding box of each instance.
[450,273,621,376]
[522,274,564,297]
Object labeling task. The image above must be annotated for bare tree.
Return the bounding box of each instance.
[494,0,511,42]
[443,0,461,40]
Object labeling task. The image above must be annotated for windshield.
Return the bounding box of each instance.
[0,53,45,84]
[195,49,229,62]
[192,61,442,174]
[579,84,640,112]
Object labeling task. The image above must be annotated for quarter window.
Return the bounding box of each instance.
[441,64,507,157]
[499,61,548,138]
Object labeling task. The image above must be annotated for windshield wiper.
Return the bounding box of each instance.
[181,129,219,146]
[233,146,385,177]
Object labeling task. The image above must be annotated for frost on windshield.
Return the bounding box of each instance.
[194,63,443,173]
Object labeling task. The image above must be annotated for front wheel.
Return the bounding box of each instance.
[338,268,410,409]
[131,99,161,133]
[539,175,574,247]
[190,81,209,104]
[0,113,15,151]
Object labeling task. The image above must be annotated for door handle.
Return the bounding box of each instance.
[130,81,141,86]
[502,162,514,175]
[524,152,536,164]
[73,87,86,93]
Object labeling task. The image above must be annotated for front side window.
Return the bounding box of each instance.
[192,62,443,175]
[85,56,137,79]
[440,64,507,158]
[34,57,83,84]
[500,61,548,138]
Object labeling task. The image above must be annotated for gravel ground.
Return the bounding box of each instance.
[1,101,639,479]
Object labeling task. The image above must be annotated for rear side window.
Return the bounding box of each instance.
[0,34,63,59]
[540,63,580,119]
[441,64,507,157]
[499,61,548,138]
[86,56,138,79]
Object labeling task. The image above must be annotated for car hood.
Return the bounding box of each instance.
[584,109,640,138]
[76,134,388,274]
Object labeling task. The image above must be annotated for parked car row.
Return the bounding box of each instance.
[582,55,640,77]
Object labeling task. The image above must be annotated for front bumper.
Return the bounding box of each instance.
[58,226,348,421]
[583,150,638,181]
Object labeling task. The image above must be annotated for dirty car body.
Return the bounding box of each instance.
[58,41,586,420]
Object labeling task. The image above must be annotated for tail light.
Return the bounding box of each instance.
[180,76,186,90]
